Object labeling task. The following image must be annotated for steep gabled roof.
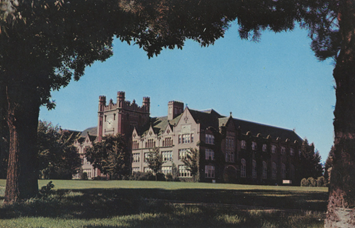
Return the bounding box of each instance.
[232,118,302,142]
[81,126,97,137]
[139,114,182,136]
[188,109,222,130]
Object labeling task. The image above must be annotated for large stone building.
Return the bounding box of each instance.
[74,91,314,185]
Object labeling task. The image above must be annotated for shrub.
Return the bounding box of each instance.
[300,178,309,187]
[316,176,327,187]
[156,172,166,181]
[81,172,88,180]
[307,177,316,187]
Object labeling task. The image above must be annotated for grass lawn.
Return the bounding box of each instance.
[0,180,328,227]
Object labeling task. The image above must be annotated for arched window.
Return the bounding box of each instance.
[241,159,246,178]
[272,162,277,180]
[262,161,267,179]
[252,160,257,179]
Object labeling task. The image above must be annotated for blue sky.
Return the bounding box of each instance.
[39,24,335,162]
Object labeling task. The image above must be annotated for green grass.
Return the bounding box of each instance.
[0,180,328,227]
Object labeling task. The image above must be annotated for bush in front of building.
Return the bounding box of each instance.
[301,176,327,187]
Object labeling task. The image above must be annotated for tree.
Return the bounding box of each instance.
[181,148,199,182]
[85,134,130,179]
[299,139,323,180]
[146,147,164,180]
[37,121,81,179]
[0,1,353,225]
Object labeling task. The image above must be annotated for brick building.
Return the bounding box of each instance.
[74,91,313,184]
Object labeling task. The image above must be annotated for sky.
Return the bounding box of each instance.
[39,23,335,163]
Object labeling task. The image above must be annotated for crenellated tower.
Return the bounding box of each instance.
[97,91,150,141]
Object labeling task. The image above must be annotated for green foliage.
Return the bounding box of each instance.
[301,178,309,187]
[85,134,130,179]
[181,148,199,182]
[316,176,327,187]
[37,121,81,179]
[307,177,317,187]
[39,181,55,197]
[128,172,155,181]
[299,139,323,179]
[146,147,165,180]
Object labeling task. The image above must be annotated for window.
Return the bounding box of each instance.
[132,167,140,173]
[162,151,173,162]
[144,152,152,162]
[241,140,246,149]
[272,162,277,180]
[241,159,246,178]
[205,165,215,178]
[132,141,139,149]
[144,167,152,173]
[133,153,140,163]
[226,137,234,149]
[163,137,173,147]
[252,142,257,151]
[145,139,155,148]
[262,144,267,152]
[281,163,286,179]
[205,149,215,160]
[225,151,234,163]
[290,148,294,156]
[162,166,172,175]
[178,149,188,160]
[178,165,191,177]
[281,146,286,155]
[298,150,301,156]
[179,134,193,144]
[206,134,215,144]
[262,161,267,179]
[252,160,257,179]
[271,145,276,154]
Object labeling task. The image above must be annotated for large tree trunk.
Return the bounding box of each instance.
[325,1,355,227]
[4,76,40,204]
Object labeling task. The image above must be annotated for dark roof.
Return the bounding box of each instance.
[232,118,302,142]
[140,114,182,136]
[188,109,222,130]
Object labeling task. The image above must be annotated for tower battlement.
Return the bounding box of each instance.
[98,92,150,113]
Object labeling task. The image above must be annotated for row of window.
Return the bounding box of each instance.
[132,165,215,179]
[178,134,194,144]
[133,149,215,162]
[241,140,299,156]
[240,158,294,180]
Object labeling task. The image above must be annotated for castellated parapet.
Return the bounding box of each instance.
[98,91,150,113]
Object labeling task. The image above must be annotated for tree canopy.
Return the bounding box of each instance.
[85,134,130,179]
[0,0,354,226]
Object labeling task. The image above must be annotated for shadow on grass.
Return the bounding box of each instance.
[0,188,328,221]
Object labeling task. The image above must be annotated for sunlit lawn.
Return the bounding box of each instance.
[0,180,328,227]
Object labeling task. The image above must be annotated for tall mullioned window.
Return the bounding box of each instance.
[262,161,267,179]
[205,134,214,144]
[178,149,188,160]
[178,165,191,177]
[205,149,215,160]
[262,144,267,152]
[252,142,257,151]
[132,153,140,163]
[272,162,277,180]
[205,165,215,178]
[252,160,257,179]
[162,151,173,162]
[163,137,173,147]
[178,134,194,144]
[132,141,139,149]
[241,159,246,178]
[241,140,246,149]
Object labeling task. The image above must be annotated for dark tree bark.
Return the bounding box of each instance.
[4,74,40,203]
[325,1,355,226]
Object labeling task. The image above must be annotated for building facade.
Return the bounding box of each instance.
[75,91,314,185]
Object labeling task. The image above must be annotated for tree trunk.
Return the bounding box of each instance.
[325,1,355,226]
[4,77,40,204]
